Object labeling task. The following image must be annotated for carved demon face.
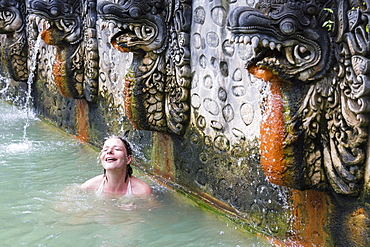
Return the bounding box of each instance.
[227,3,332,82]
[98,0,166,53]
[97,0,191,136]
[228,0,370,196]
[28,0,82,45]
[0,0,28,81]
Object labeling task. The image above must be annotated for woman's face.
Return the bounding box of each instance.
[100,138,132,171]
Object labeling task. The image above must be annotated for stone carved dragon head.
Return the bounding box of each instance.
[98,0,191,135]
[28,0,98,102]
[228,0,370,196]
[0,0,28,81]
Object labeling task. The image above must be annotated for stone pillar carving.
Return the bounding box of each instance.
[0,0,28,81]
[98,0,191,135]
[28,0,98,102]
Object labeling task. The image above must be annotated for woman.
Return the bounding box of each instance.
[81,136,152,196]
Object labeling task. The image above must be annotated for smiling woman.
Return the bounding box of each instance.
[81,136,152,196]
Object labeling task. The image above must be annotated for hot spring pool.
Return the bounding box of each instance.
[0,101,271,246]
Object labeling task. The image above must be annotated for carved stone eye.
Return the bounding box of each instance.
[50,7,59,17]
[279,18,297,35]
[129,7,142,18]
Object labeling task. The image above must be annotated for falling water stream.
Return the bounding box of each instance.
[0,75,10,96]
[23,34,42,141]
[0,101,271,246]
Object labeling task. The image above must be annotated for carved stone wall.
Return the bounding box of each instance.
[2,0,370,246]
[183,0,291,236]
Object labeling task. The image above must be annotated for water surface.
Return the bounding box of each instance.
[0,101,271,246]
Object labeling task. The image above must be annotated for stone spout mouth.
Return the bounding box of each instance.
[229,29,320,82]
[109,21,157,52]
[244,48,272,70]
[39,20,79,46]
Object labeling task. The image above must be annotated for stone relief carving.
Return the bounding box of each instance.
[189,0,292,235]
[97,0,191,135]
[0,0,28,81]
[228,0,370,196]
[82,0,99,102]
[28,0,98,102]
[191,0,266,161]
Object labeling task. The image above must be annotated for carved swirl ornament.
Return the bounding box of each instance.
[228,0,370,195]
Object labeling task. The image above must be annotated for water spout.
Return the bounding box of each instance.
[22,34,42,141]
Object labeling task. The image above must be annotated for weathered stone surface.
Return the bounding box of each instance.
[2,0,370,246]
[0,0,28,81]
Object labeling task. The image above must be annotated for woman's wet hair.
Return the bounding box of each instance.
[102,136,133,182]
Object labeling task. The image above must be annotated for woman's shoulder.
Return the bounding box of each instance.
[81,174,104,190]
[130,176,153,195]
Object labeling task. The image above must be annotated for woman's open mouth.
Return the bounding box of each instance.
[106,157,117,162]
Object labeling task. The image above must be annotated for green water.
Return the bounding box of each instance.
[0,101,271,246]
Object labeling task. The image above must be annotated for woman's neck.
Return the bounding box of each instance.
[104,170,129,194]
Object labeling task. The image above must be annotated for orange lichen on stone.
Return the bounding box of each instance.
[76,99,89,142]
[152,132,175,180]
[40,29,55,45]
[52,52,72,98]
[286,190,330,246]
[248,66,287,186]
[41,28,74,98]
[111,36,131,53]
[345,207,370,246]
[41,27,64,46]
[123,71,140,130]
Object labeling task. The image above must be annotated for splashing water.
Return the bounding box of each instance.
[0,75,10,98]
[6,141,32,154]
[0,102,38,154]
[0,34,42,151]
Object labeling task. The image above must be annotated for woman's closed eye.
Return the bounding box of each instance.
[102,147,123,152]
